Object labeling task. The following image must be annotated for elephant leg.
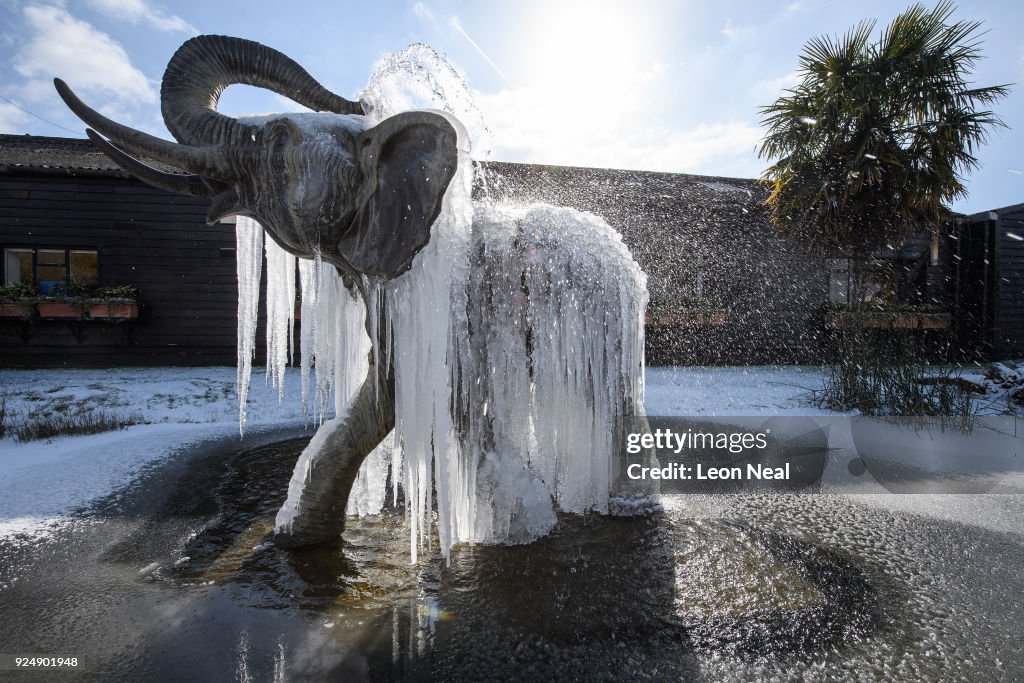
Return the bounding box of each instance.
[273,367,395,548]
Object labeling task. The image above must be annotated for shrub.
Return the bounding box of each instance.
[821,331,975,431]
[0,282,37,302]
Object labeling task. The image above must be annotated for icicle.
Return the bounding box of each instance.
[346,435,393,517]
[313,261,339,422]
[298,258,318,418]
[264,237,296,401]
[291,254,376,425]
[235,216,264,436]
[384,121,473,562]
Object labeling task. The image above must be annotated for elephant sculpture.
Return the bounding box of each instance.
[56,35,648,555]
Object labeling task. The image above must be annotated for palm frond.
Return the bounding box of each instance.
[757,1,1009,258]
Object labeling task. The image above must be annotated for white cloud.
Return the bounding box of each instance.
[14,4,156,105]
[85,0,197,34]
[412,2,439,30]
[0,101,32,134]
[719,18,758,44]
[750,70,801,99]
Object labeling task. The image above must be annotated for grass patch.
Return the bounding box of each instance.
[0,394,8,440]
[822,360,976,429]
[821,331,977,432]
[7,408,142,443]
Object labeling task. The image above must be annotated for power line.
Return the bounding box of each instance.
[0,92,84,135]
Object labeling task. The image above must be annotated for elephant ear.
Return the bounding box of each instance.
[344,111,459,279]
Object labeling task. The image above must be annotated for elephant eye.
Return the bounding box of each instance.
[267,119,301,146]
[332,130,358,156]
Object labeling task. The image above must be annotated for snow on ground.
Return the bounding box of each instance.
[0,364,826,543]
[1,364,1020,544]
[644,366,831,416]
[0,366,309,427]
[0,366,314,543]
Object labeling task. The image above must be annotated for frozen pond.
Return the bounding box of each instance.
[1,432,1021,680]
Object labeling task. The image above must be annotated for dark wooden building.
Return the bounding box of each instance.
[953,204,1024,359]
[1,134,1002,368]
[0,134,264,367]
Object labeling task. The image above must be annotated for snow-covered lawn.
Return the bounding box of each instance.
[644,365,830,415]
[0,365,831,541]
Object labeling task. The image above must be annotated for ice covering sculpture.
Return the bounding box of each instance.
[57,35,648,560]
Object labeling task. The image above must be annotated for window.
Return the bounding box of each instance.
[828,259,849,304]
[828,252,927,307]
[3,248,98,295]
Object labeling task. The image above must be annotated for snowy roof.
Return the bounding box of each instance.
[0,133,183,177]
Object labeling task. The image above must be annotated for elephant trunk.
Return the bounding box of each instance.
[273,360,395,549]
[161,35,364,149]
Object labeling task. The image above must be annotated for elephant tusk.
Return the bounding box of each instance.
[55,78,237,181]
[85,129,226,198]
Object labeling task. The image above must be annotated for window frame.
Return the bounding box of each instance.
[3,246,100,293]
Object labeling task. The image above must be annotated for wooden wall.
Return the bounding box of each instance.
[953,205,1024,361]
[5,162,1000,368]
[0,173,265,367]
[994,205,1024,357]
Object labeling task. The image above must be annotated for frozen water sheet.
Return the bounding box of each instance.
[247,45,649,559]
[386,189,648,559]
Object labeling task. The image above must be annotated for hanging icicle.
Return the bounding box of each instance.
[235,216,264,436]
[264,236,296,401]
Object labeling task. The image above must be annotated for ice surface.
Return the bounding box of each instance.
[274,407,350,533]
[238,112,367,137]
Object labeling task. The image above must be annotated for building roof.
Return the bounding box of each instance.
[478,161,782,303]
[0,133,182,178]
[0,134,787,304]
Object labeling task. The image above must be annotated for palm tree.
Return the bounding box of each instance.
[758,1,1009,305]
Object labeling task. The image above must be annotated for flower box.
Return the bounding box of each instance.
[88,301,139,319]
[37,301,85,318]
[824,312,950,330]
[646,309,727,326]
[0,302,34,318]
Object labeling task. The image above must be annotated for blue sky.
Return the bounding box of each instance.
[1,0,1021,213]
